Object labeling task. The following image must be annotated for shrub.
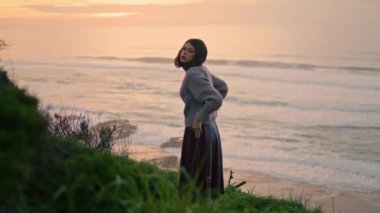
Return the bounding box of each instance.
[46,110,115,153]
[44,109,136,155]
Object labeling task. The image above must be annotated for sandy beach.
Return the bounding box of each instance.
[118,143,380,213]
[232,169,380,213]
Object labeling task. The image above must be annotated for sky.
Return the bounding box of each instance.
[0,0,379,28]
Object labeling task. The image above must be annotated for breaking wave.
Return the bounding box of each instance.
[77,56,380,74]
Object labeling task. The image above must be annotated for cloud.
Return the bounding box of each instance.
[1,0,379,28]
[18,2,265,26]
[25,4,146,14]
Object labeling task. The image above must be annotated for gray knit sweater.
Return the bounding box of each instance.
[180,65,228,127]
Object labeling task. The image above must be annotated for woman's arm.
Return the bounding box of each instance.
[212,74,228,99]
[186,69,223,123]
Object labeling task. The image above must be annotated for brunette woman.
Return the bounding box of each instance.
[175,38,228,199]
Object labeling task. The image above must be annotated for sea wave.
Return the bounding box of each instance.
[226,97,289,107]
[6,60,145,71]
[226,96,380,113]
[2,56,380,74]
[77,56,380,74]
[307,125,380,131]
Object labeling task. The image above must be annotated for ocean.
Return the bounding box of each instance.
[1,25,379,194]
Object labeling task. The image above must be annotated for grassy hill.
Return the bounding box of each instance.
[0,68,321,212]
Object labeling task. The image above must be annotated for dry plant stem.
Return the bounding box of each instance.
[46,109,124,153]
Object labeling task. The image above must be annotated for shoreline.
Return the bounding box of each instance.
[229,168,380,213]
[119,143,380,213]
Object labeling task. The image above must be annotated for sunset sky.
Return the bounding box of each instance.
[1,0,379,28]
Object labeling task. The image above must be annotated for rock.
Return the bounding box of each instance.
[94,119,137,139]
[148,156,179,169]
[160,137,183,148]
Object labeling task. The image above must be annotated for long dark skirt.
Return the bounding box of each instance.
[179,121,224,199]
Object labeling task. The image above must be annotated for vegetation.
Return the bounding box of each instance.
[0,68,47,209]
[46,110,116,153]
[0,68,321,212]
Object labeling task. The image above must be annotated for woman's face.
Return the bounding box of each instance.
[180,42,196,64]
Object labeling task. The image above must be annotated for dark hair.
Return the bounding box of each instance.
[174,38,208,71]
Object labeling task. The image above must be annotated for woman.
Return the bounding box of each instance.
[175,38,228,199]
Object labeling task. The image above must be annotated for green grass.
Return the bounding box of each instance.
[0,68,321,212]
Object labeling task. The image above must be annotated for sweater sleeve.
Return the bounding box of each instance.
[186,69,223,122]
[212,74,228,99]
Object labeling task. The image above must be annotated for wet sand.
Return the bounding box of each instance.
[115,143,380,213]
[229,169,380,213]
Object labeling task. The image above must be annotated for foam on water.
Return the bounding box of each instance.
[78,56,380,74]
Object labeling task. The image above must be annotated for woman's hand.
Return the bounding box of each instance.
[192,117,202,139]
